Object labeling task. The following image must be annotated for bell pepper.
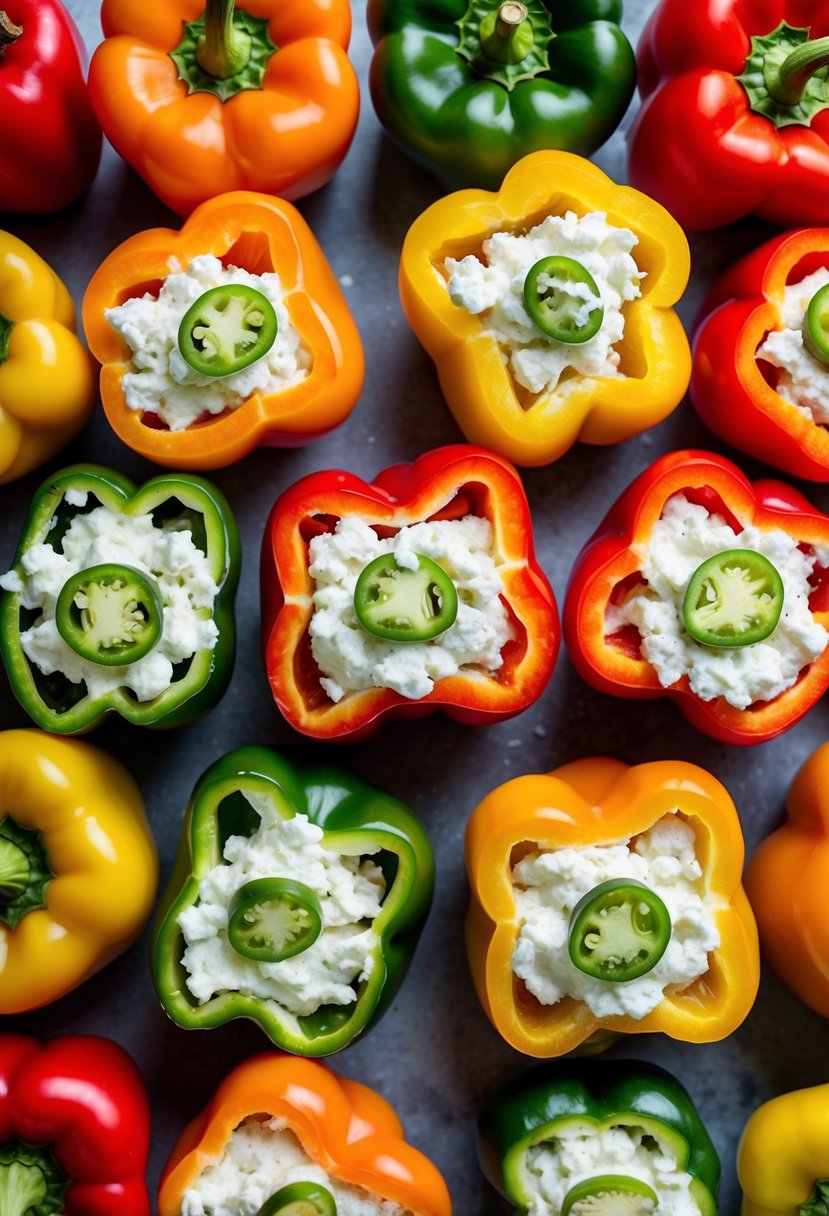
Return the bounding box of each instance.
[0,464,240,734]
[87,0,358,217]
[261,443,559,740]
[0,231,95,484]
[465,755,758,1058]
[158,1052,452,1216]
[367,0,635,191]
[400,152,691,468]
[738,1082,829,1215]
[0,1033,151,1215]
[82,192,363,471]
[563,449,829,745]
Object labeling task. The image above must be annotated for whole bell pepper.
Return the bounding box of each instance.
[87,0,359,216]
[367,0,635,190]
[158,1052,452,1216]
[0,1033,151,1215]
[153,746,434,1055]
[629,4,829,230]
[400,152,690,467]
[739,1082,829,1215]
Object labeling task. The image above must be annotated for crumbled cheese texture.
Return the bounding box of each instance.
[444,210,643,395]
[106,254,312,431]
[308,514,513,703]
[178,789,386,1017]
[180,1118,408,1216]
[512,815,719,1020]
[605,494,829,710]
[522,1123,703,1216]
[0,498,219,702]
[757,267,829,424]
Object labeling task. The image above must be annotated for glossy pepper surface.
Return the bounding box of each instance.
[739,1082,829,1215]
[368,0,635,190]
[261,444,559,740]
[564,449,829,745]
[87,0,358,216]
[0,1033,151,1215]
[0,464,240,733]
[158,1052,452,1216]
[466,756,758,1057]
[400,152,691,467]
[153,746,434,1055]
[83,192,363,471]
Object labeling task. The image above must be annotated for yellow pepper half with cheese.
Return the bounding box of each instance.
[739,1082,829,1215]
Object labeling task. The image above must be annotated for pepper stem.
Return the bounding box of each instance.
[0,11,22,55]
[196,0,251,80]
[766,35,829,106]
[0,312,13,368]
[801,1180,829,1216]
[0,840,30,903]
[0,1161,47,1216]
[480,0,534,63]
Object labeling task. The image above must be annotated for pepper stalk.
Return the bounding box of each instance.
[0,11,22,55]
[0,1141,68,1216]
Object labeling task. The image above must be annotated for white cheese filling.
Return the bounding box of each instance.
[512,815,719,1020]
[106,254,312,431]
[0,498,219,702]
[604,494,829,710]
[757,267,829,424]
[180,1118,408,1216]
[308,514,513,703]
[444,210,644,396]
[178,789,386,1017]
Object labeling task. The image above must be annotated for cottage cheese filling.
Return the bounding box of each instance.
[512,815,719,1020]
[444,210,644,396]
[0,498,219,702]
[605,494,829,710]
[180,1118,408,1216]
[178,789,386,1016]
[308,514,513,703]
[757,267,829,424]
[106,254,312,431]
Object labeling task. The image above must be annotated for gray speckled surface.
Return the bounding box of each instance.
[2,1,829,1211]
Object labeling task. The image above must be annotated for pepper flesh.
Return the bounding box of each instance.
[738,1082,829,1215]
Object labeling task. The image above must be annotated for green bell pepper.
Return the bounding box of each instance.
[0,464,239,733]
[152,746,434,1056]
[367,0,636,190]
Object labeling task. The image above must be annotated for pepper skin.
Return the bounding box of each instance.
[261,444,559,740]
[0,232,95,484]
[563,449,829,745]
[0,1033,151,1215]
[400,152,690,467]
[82,192,363,470]
[158,1053,452,1216]
[738,1082,829,1215]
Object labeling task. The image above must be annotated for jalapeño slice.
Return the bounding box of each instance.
[55,563,163,667]
[178,284,278,377]
[523,255,604,344]
[227,878,323,964]
[681,549,784,648]
[568,879,672,983]
[256,1182,337,1216]
[804,283,829,368]
[353,553,458,642]
[561,1175,659,1216]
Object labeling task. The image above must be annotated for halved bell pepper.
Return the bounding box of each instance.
[400,152,690,467]
[564,449,829,745]
[0,464,240,733]
[739,1082,829,1215]
[261,444,559,740]
[82,192,363,471]
[465,756,758,1057]
[153,746,434,1055]
[158,1052,452,1216]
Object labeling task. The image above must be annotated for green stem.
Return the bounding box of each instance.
[0,312,12,367]
[801,1180,829,1216]
[0,1161,47,1216]
[196,0,251,80]
[480,1,534,64]
[766,36,829,107]
[0,11,22,56]
[0,840,30,903]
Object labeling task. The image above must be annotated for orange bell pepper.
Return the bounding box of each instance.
[82,191,363,470]
[465,756,759,1058]
[399,151,691,467]
[158,1053,452,1216]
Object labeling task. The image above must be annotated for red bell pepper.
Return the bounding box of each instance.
[0,1034,151,1215]
[563,449,829,745]
[261,444,559,740]
[0,0,101,212]
[628,2,829,231]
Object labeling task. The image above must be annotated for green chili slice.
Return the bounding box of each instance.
[177,284,278,377]
[568,879,672,983]
[256,1182,337,1216]
[227,878,323,964]
[353,553,458,642]
[681,549,784,648]
[523,255,604,344]
[804,283,829,368]
[561,1175,659,1216]
[55,563,163,667]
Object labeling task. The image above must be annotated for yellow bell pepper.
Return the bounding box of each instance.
[399,151,691,467]
[0,232,95,484]
[738,1083,829,1215]
[0,729,158,1013]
